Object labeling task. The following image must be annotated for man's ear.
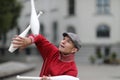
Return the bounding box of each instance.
[72,48,78,53]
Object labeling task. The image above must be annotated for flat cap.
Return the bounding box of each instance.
[63,32,81,50]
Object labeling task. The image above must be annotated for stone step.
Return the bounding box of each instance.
[0,61,35,79]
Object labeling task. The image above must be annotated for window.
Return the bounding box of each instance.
[96,46,102,58]
[67,26,76,33]
[96,0,110,14]
[52,21,58,44]
[104,46,110,57]
[68,0,75,16]
[40,23,45,36]
[96,24,110,38]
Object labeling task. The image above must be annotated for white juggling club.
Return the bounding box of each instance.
[8,11,43,53]
[8,26,30,53]
[30,0,40,35]
[16,75,80,80]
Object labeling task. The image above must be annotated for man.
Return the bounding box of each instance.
[12,32,81,80]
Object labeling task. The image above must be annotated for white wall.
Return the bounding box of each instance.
[7,0,120,46]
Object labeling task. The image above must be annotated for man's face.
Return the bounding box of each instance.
[58,36,77,55]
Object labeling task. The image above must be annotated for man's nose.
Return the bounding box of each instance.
[61,40,66,44]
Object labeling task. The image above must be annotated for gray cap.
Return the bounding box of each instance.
[63,32,81,50]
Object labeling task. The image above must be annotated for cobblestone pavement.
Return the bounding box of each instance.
[3,55,120,80]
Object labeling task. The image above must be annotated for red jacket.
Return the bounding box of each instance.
[30,34,78,77]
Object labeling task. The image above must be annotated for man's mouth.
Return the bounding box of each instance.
[60,44,65,48]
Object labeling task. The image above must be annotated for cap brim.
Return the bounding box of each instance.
[63,33,69,37]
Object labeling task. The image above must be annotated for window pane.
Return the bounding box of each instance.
[104,0,110,14]
[97,0,103,5]
[104,0,109,5]
[97,0,103,14]
[96,25,110,37]
[104,6,110,14]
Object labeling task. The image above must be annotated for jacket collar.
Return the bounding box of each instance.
[59,53,75,62]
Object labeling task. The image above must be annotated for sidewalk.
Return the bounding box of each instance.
[78,64,120,80]
[2,55,120,80]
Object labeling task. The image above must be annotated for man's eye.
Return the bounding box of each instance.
[67,40,71,43]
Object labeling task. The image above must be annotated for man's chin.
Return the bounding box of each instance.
[59,48,64,53]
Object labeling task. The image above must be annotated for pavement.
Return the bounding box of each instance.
[0,55,120,80]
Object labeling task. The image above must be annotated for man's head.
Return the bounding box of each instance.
[59,32,81,55]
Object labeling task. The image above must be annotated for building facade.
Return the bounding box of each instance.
[4,0,120,63]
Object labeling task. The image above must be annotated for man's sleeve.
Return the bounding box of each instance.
[29,34,58,60]
[64,70,78,77]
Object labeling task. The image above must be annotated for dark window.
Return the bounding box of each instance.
[52,21,58,44]
[96,24,110,38]
[67,26,76,33]
[68,0,75,15]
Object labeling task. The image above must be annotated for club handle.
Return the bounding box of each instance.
[16,75,41,80]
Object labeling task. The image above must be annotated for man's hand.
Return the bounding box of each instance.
[12,35,32,50]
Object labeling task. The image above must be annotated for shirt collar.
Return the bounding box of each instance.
[59,53,75,62]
